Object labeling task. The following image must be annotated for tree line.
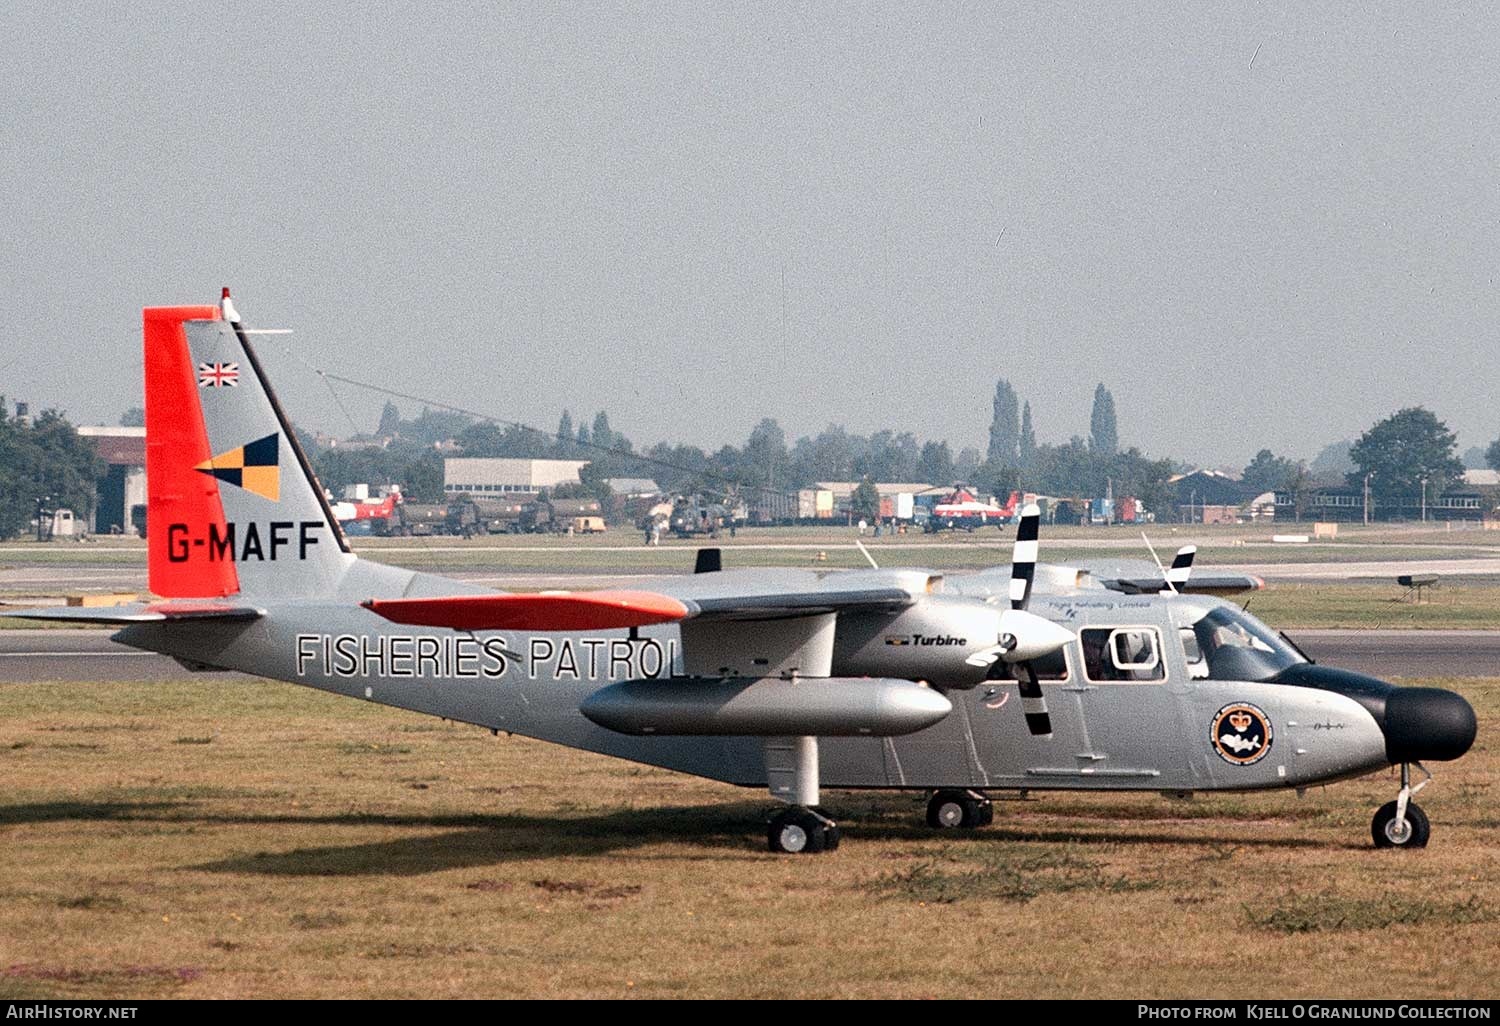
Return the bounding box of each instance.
[301,392,1495,522]
[0,388,1488,540]
[0,401,103,540]
[308,386,1178,514]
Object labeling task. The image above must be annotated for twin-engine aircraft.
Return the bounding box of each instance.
[20,295,1477,854]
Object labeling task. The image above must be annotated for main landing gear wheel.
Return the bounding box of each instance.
[768,807,840,854]
[1372,800,1430,849]
[926,790,994,829]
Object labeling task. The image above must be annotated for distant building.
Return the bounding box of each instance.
[1273,486,1487,522]
[78,426,146,534]
[603,478,661,498]
[326,434,390,452]
[1170,470,1257,523]
[816,481,939,501]
[444,457,589,496]
[814,482,937,521]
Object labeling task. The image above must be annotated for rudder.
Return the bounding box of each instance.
[145,293,352,599]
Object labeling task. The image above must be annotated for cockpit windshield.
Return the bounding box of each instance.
[1187,606,1306,682]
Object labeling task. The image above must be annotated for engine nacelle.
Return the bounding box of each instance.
[832,595,1003,689]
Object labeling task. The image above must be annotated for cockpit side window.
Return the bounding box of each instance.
[1081,627,1165,682]
[1180,627,1208,679]
[1189,606,1305,682]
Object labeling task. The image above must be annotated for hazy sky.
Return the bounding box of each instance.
[3,3,1497,468]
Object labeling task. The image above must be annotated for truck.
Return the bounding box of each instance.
[796,489,835,521]
[519,496,605,534]
[374,502,449,537]
[447,496,532,536]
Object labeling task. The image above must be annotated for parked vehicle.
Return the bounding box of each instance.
[447,496,531,536]
[374,502,449,537]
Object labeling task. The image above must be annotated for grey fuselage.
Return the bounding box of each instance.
[114,558,1394,797]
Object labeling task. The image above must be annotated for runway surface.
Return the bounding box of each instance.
[9,557,1500,597]
[2,628,1495,684]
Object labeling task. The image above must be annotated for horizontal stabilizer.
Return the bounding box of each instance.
[7,602,264,625]
[363,590,691,631]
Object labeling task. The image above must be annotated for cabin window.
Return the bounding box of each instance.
[1081,627,1165,682]
[986,645,1070,682]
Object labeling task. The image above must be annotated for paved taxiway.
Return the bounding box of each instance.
[9,552,1500,596]
[2,627,1496,684]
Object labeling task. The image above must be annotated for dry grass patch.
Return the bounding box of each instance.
[0,676,1495,998]
[871,845,1157,904]
[1244,894,1492,934]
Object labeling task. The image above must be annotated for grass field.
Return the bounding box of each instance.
[1,676,1494,999]
[4,520,1500,574]
[1248,582,1500,630]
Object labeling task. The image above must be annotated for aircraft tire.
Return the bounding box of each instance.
[927,790,985,829]
[768,807,837,854]
[1371,800,1430,849]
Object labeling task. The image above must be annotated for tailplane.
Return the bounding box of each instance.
[145,292,353,599]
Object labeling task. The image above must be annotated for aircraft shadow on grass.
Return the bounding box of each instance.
[0,798,1331,877]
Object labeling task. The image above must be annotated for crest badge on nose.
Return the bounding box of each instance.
[1212,703,1272,766]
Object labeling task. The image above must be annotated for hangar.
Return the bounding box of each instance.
[443,457,589,496]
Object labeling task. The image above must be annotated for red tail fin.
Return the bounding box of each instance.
[144,305,239,598]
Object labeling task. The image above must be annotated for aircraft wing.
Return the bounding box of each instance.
[7,602,265,625]
[363,568,923,631]
[364,568,932,681]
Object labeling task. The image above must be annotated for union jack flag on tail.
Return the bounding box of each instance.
[197,361,239,388]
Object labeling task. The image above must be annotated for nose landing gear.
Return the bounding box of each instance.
[1372,762,1432,849]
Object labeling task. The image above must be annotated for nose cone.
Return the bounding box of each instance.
[1383,687,1477,763]
[1271,664,1478,765]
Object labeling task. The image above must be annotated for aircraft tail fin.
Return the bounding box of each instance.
[144,293,353,599]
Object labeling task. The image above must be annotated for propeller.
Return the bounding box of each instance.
[1142,533,1196,594]
[1008,502,1039,609]
[962,504,1060,737]
[1164,545,1196,594]
[1007,505,1053,737]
